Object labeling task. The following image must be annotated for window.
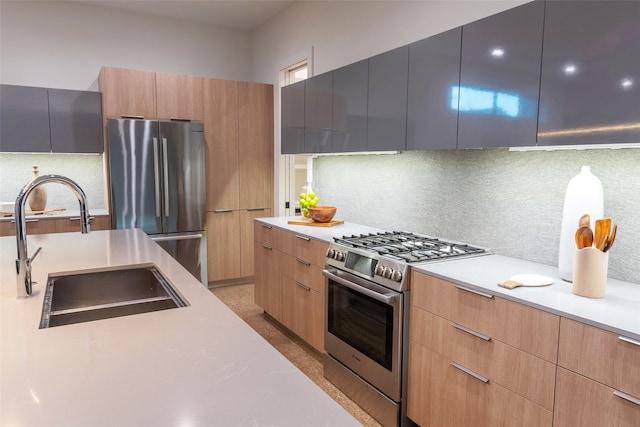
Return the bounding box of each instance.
[285,61,308,86]
[280,60,310,216]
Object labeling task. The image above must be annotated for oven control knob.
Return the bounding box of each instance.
[335,251,345,262]
[384,268,393,279]
[375,264,385,276]
[326,248,334,258]
[391,270,403,282]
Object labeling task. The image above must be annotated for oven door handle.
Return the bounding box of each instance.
[322,269,398,304]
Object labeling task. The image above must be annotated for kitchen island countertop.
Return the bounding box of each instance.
[0,229,360,426]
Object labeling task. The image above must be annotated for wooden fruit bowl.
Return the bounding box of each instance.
[307,205,336,223]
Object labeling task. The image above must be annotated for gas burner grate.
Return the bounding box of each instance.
[334,231,489,264]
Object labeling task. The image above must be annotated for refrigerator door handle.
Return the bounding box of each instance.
[152,137,161,218]
[151,234,202,242]
[162,137,170,217]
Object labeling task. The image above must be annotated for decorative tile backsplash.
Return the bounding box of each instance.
[0,153,106,211]
[314,148,640,284]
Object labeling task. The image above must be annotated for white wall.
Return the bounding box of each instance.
[0,1,253,90]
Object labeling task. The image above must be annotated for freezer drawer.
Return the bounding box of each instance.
[151,232,207,286]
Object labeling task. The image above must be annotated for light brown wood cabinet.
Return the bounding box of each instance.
[99,67,204,122]
[99,67,157,119]
[280,232,327,352]
[254,222,287,323]
[156,72,204,121]
[554,319,640,426]
[0,215,111,236]
[207,208,271,283]
[0,218,56,236]
[54,216,111,233]
[253,223,328,353]
[204,79,273,212]
[407,271,558,426]
[204,78,274,284]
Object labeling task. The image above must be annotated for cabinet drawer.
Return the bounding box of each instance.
[285,232,328,267]
[0,218,56,236]
[282,276,324,352]
[253,222,285,251]
[54,216,111,233]
[411,306,556,410]
[407,343,552,427]
[411,271,559,362]
[558,318,640,397]
[554,367,640,427]
[283,256,324,294]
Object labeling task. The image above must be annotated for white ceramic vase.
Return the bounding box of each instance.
[558,166,603,282]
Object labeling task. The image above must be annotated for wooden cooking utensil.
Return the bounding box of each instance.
[603,220,617,252]
[578,213,590,228]
[575,226,594,249]
[594,218,611,251]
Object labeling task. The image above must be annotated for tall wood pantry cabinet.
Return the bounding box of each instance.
[204,79,274,284]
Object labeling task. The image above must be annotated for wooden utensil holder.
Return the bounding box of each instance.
[572,247,609,298]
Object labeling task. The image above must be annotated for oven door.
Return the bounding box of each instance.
[323,268,403,401]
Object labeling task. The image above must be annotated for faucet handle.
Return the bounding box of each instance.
[29,246,42,263]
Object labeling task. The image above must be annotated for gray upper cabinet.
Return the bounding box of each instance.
[281,80,305,154]
[48,89,103,153]
[538,1,640,146]
[367,46,409,151]
[0,84,103,153]
[407,27,462,151]
[332,59,368,152]
[304,72,333,153]
[0,85,51,152]
[457,0,544,149]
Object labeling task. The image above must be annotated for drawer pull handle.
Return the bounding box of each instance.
[295,234,310,241]
[452,323,491,341]
[11,219,40,224]
[261,224,273,229]
[295,282,311,291]
[613,390,640,406]
[213,209,234,213]
[70,216,96,221]
[454,284,494,299]
[262,244,273,250]
[247,208,266,212]
[450,361,489,383]
[295,257,311,266]
[618,336,640,347]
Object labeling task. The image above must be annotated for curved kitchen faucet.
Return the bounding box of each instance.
[14,174,91,298]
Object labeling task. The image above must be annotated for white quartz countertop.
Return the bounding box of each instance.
[0,208,109,221]
[0,229,360,426]
[260,217,640,342]
[412,254,640,341]
[256,216,385,242]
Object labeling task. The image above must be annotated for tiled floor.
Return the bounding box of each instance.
[210,283,381,427]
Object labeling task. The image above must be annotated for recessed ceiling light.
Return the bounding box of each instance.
[491,47,505,58]
[564,64,577,75]
[621,78,634,89]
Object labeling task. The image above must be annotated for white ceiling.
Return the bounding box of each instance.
[81,0,295,31]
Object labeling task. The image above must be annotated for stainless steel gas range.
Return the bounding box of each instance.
[322,231,489,427]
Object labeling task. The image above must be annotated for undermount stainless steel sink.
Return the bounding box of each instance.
[39,265,188,328]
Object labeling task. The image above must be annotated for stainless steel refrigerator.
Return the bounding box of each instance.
[108,118,207,285]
